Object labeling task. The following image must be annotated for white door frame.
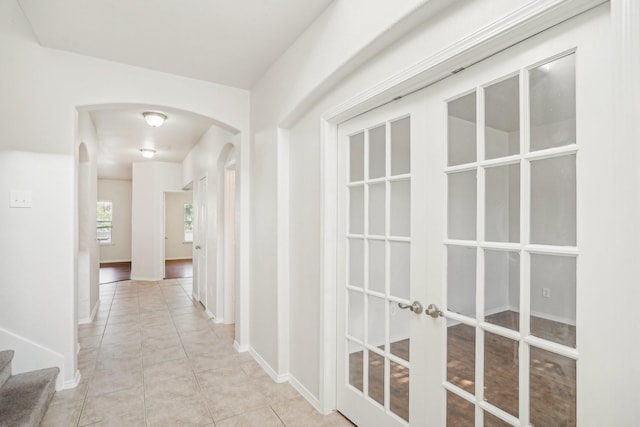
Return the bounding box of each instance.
[318,0,620,415]
[196,176,208,306]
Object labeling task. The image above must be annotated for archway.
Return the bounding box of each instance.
[77,142,99,324]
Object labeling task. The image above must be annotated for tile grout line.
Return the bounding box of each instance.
[76,282,117,427]
[167,278,219,426]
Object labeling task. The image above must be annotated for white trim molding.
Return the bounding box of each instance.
[289,374,326,414]
[248,346,289,383]
[63,370,82,390]
[318,0,608,415]
[78,299,100,325]
[233,340,249,353]
[276,127,291,377]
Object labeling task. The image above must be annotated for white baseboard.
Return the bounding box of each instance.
[234,341,249,353]
[450,306,576,328]
[99,259,131,264]
[130,276,161,281]
[530,309,576,327]
[289,374,326,413]
[248,347,289,383]
[78,299,100,325]
[165,257,193,261]
[205,310,224,324]
[62,370,81,390]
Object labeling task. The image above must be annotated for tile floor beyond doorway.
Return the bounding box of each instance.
[43,278,353,427]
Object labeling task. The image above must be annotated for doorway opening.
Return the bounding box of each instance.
[163,190,194,279]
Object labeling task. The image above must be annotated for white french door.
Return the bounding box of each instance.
[336,6,612,426]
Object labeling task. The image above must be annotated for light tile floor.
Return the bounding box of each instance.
[43,279,354,427]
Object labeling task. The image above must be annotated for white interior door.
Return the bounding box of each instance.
[337,93,438,426]
[197,176,208,305]
[337,6,611,426]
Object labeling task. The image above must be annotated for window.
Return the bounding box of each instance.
[184,203,193,242]
[97,201,113,244]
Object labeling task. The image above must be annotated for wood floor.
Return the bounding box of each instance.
[348,311,576,426]
[165,259,193,279]
[99,259,192,284]
[99,262,131,284]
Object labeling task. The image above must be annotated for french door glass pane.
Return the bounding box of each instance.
[368,351,385,407]
[447,321,475,395]
[368,183,386,236]
[390,179,410,237]
[348,238,364,289]
[448,92,477,166]
[530,155,576,246]
[349,186,364,234]
[390,303,410,362]
[485,163,520,243]
[529,55,576,152]
[390,362,409,421]
[530,346,576,427]
[369,125,386,179]
[448,171,477,240]
[484,411,513,427]
[348,341,364,392]
[485,75,520,160]
[484,250,520,331]
[530,254,576,348]
[348,290,364,341]
[367,295,386,347]
[368,240,385,293]
[447,391,475,427]
[390,241,410,300]
[484,332,519,417]
[350,132,365,182]
[447,245,476,318]
[391,117,411,175]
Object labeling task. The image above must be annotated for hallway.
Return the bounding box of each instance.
[43,279,352,426]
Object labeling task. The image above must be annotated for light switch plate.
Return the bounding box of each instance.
[10,190,32,208]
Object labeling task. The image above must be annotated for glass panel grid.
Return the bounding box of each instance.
[445,56,578,427]
[346,117,412,422]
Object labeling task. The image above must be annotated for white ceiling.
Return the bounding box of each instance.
[18,0,333,180]
[88,105,216,180]
[18,0,333,89]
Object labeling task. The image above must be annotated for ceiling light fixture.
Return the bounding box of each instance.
[139,148,156,159]
[142,111,167,127]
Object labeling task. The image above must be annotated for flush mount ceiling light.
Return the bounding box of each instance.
[139,148,156,159]
[142,111,167,127]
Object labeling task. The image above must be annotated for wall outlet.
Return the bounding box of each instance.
[542,288,551,298]
[10,190,32,208]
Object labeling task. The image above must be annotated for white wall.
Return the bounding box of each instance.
[165,191,193,260]
[97,179,132,263]
[77,111,100,325]
[0,0,249,387]
[131,162,183,280]
[0,151,75,389]
[250,128,279,370]
[250,0,531,404]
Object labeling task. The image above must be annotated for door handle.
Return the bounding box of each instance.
[425,303,443,318]
[398,301,423,314]
[195,245,201,250]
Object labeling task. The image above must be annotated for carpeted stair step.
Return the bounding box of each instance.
[0,366,59,427]
[0,351,13,389]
